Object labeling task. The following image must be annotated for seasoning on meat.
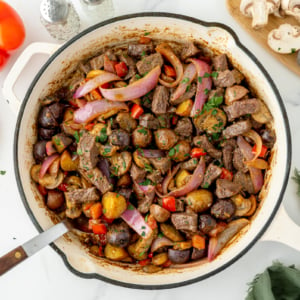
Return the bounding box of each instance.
[222,119,252,139]
[223,99,260,121]
[215,179,242,199]
[152,85,169,114]
[65,187,99,204]
[78,132,99,170]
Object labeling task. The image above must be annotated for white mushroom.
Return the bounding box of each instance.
[280,0,300,22]
[240,0,281,29]
[268,23,300,53]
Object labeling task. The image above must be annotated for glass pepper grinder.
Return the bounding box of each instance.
[40,0,81,42]
[79,0,114,26]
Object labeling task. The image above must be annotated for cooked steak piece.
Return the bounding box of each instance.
[141,91,153,109]
[89,54,104,70]
[211,199,236,220]
[213,70,236,87]
[174,117,193,137]
[170,83,196,105]
[147,169,163,184]
[181,158,198,171]
[171,213,198,232]
[136,53,164,75]
[215,179,242,198]
[65,187,99,204]
[152,85,169,115]
[117,188,132,201]
[175,198,185,212]
[222,120,252,139]
[137,190,155,214]
[181,42,200,61]
[118,52,136,80]
[193,135,222,159]
[231,69,244,84]
[128,42,154,59]
[223,99,260,121]
[233,148,248,172]
[208,87,224,101]
[191,248,206,260]
[233,171,255,194]
[130,162,146,181]
[157,114,171,129]
[79,167,113,194]
[149,157,171,175]
[139,113,160,130]
[212,54,228,71]
[222,139,237,171]
[201,163,222,188]
[108,129,130,149]
[78,132,99,170]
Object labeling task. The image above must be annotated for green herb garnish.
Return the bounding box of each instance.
[292,168,300,197]
[137,127,148,135]
[0,170,6,175]
[181,77,189,84]
[73,131,79,143]
[139,178,152,186]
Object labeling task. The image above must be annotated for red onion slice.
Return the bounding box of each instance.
[45,141,57,156]
[74,100,129,124]
[151,237,174,253]
[121,203,152,237]
[100,66,161,101]
[39,154,60,179]
[237,136,264,193]
[161,164,181,195]
[170,63,196,102]
[137,149,165,159]
[156,43,184,88]
[187,58,212,117]
[73,71,121,98]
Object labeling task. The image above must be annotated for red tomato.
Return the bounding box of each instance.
[220,168,233,181]
[0,2,25,51]
[115,61,128,77]
[163,65,176,78]
[131,104,144,119]
[162,196,176,212]
[252,144,268,158]
[190,148,207,158]
[92,223,107,235]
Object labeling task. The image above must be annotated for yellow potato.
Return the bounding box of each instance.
[64,175,82,187]
[152,252,168,266]
[60,150,79,171]
[63,108,75,122]
[30,165,41,183]
[186,189,213,213]
[104,243,128,261]
[173,240,192,250]
[102,192,127,219]
[175,169,191,188]
[86,69,104,79]
[175,99,193,117]
[160,223,184,242]
[128,242,148,261]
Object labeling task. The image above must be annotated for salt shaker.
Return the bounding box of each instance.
[40,0,81,42]
[79,0,114,26]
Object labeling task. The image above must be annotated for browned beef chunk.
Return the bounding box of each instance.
[118,52,136,80]
[152,85,169,115]
[222,120,252,139]
[233,171,255,194]
[137,190,155,214]
[181,42,200,61]
[157,114,171,129]
[175,199,185,212]
[128,43,154,59]
[130,162,146,181]
[231,69,244,84]
[211,199,236,220]
[223,99,260,121]
[174,118,193,137]
[108,129,130,149]
[136,53,163,75]
[193,135,222,159]
[117,188,132,201]
[65,187,99,204]
[201,163,222,188]
[215,179,242,198]
[171,213,198,232]
[212,54,228,71]
[78,132,99,170]
[181,158,198,171]
[233,147,248,172]
[79,168,113,194]
[141,91,153,109]
[191,248,206,260]
[139,113,160,130]
[147,169,163,185]
[208,87,224,101]
[222,139,237,171]
[79,62,91,75]
[199,214,217,234]
[213,70,236,87]
[89,54,104,70]
[170,83,196,105]
[149,157,171,175]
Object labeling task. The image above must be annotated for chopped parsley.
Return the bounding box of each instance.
[127,204,135,210]
[144,31,150,36]
[204,88,209,95]
[141,231,146,237]
[202,182,209,189]
[139,178,152,186]
[201,95,223,114]
[203,72,210,78]
[102,147,111,156]
[77,149,83,155]
[87,174,94,178]
[168,147,176,157]
[198,76,202,83]
[181,77,190,84]
[73,131,79,143]
[141,50,146,57]
[0,170,6,175]
[137,127,148,135]
[291,48,296,54]
[135,74,142,79]
[157,233,164,238]
[212,132,220,140]
[144,163,153,173]
[211,71,219,78]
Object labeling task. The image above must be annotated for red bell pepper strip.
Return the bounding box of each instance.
[163,65,176,78]
[162,196,176,212]
[115,61,128,78]
[131,104,144,119]
[92,223,107,234]
[190,148,207,158]
[220,168,233,181]
[252,144,268,158]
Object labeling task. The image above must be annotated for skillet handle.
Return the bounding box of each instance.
[260,204,300,252]
[2,42,60,114]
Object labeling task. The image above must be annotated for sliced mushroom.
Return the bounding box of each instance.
[133,150,151,169]
[240,0,281,29]
[38,171,64,189]
[231,194,252,216]
[225,85,249,105]
[280,0,300,22]
[252,99,273,124]
[110,151,132,176]
[268,23,300,53]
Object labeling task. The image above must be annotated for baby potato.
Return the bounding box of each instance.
[117,173,132,187]
[102,192,127,219]
[186,189,213,213]
[175,99,193,117]
[104,243,128,261]
[60,150,79,171]
[87,69,104,78]
[110,151,132,176]
[90,123,106,137]
[168,140,191,162]
[64,175,82,187]
[152,252,168,266]
[128,242,148,261]
[133,150,151,169]
[160,223,184,242]
[30,164,41,183]
[175,169,191,188]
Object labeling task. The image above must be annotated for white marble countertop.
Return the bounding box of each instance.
[1,0,300,299]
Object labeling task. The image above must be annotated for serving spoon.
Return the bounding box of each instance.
[0,219,72,276]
